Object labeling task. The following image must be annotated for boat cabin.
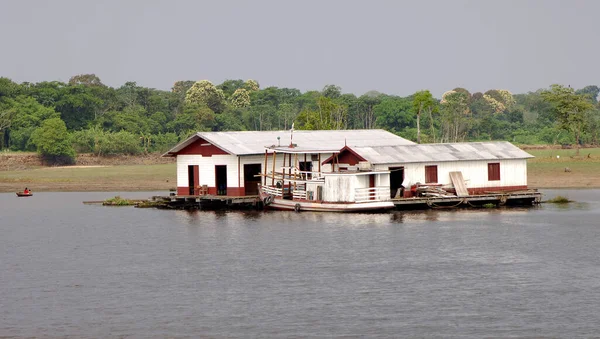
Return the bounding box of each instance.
[257,146,393,211]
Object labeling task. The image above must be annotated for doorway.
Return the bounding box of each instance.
[215,165,227,196]
[187,165,199,195]
[389,166,405,198]
[244,164,261,195]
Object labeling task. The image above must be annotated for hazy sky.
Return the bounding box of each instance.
[1,0,598,97]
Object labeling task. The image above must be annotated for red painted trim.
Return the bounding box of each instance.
[176,137,229,156]
[322,146,364,165]
[467,185,527,194]
[227,187,245,196]
[193,166,200,195]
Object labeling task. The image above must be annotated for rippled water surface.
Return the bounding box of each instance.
[1,189,600,337]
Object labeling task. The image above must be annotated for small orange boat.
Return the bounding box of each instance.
[16,192,33,197]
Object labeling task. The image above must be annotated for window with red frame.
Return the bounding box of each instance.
[488,163,500,181]
[425,165,438,183]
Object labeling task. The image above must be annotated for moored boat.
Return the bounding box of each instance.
[258,145,394,212]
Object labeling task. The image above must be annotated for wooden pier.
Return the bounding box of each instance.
[145,189,541,211]
[149,194,261,210]
[392,190,542,209]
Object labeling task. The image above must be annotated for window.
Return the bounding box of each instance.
[488,163,500,181]
[425,165,438,183]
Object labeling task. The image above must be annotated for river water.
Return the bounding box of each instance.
[1,189,600,338]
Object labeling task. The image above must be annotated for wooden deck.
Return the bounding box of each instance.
[145,189,542,211]
[392,190,542,209]
[150,194,261,210]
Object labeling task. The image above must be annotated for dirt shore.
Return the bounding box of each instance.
[1,151,599,192]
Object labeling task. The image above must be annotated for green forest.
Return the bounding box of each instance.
[1,75,599,164]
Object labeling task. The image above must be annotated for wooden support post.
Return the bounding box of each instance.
[288,153,292,191]
[264,150,268,185]
[272,151,277,186]
[304,153,307,180]
[318,153,321,174]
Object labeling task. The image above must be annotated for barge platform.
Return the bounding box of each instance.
[145,189,541,211]
[392,190,542,209]
[148,194,261,210]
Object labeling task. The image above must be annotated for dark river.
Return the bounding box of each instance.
[1,189,600,338]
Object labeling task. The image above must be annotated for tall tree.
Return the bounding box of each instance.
[576,85,600,103]
[321,84,342,99]
[68,74,105,87]
[185,80,225,113]
[412,90,436,143]
[217,79,245,97]
[542,84,594,155]
[440,90,471,142]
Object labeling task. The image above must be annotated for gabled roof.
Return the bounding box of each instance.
[163,130,415,157]
[322,145,367,164]
[350,141,533,164]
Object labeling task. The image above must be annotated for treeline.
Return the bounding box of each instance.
[0,74,599,163]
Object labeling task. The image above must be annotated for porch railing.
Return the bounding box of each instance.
[260,185,283,197]
[355,187,391,203]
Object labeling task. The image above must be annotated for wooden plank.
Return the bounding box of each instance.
[449,171,469,197]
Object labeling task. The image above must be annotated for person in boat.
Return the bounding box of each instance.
[24,187,29,194]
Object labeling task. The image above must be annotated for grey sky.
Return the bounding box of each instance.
[1,0,598,97]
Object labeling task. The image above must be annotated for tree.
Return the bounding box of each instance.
[55,85,103,130]
[185,80,225,113]
[230,88,251,108]
[243,79,260,92]
[6,96,60,150]
[30,118,76,164]
[576,85,600,103]
[321,84,342,99]
[68,74,105,87]
[217,79,245,97]
[356,93,382,129]
[440,90,471,142]
[0,108,14,142]
[541,84,594,155]
[0,77,21,99]
[166,103,215,135]
[412,90,436,143]
[373,96,413,134]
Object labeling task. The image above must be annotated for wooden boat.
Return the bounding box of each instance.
[258,145,394,212]
[16,192,33,197]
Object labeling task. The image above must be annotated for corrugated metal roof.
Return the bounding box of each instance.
[163,129,415,156]
[351,141,533,164]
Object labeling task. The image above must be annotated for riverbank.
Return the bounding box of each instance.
[1,148,599,192]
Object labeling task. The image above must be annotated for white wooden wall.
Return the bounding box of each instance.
[176,154,239,187]
[322,173,390,202]
[176,152,336,188]
[373,159,528,189]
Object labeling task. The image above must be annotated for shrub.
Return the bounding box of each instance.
[30,118,76,165]
[544,196,572,204]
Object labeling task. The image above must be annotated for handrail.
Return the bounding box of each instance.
[355,187,391,203]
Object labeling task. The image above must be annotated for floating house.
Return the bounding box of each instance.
[326,142,534,197]
[162,130,538,210]
[162,130,414,196]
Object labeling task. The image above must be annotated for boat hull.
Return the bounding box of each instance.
[264,196,394,212]
[16,192,33,197]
